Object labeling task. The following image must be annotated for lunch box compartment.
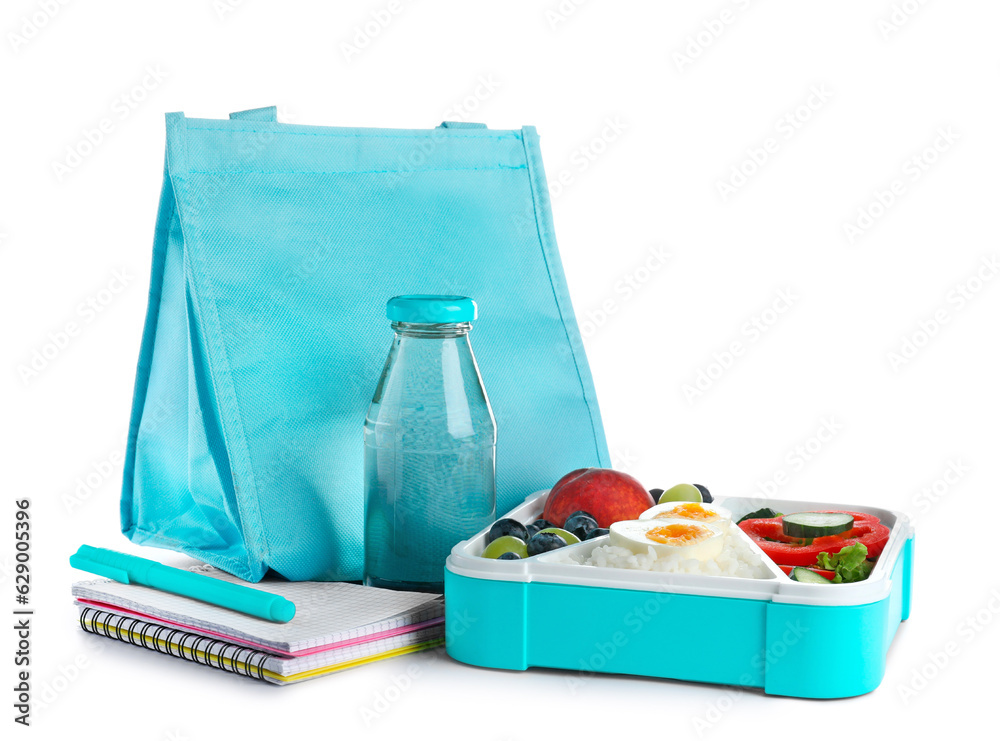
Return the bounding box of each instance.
[444,492,913,699]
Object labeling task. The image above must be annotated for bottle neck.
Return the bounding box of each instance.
[392,321,472,338]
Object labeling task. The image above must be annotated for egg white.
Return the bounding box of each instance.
[609,518,725,561]
[639,501,732,527]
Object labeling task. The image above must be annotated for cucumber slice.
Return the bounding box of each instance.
[790,566,831,584]
[782,512,854,539]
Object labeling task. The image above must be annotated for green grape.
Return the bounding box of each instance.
[538,527,580,545]
[658,484,703,504]
[481,535,528,559]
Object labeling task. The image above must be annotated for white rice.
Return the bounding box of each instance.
[554,526,771,579]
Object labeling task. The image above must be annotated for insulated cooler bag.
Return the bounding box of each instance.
[120,106,610,582]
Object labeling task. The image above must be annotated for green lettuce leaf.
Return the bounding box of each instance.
[815,542,874,583]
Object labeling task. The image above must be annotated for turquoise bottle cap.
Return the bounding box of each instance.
[386,295,477,324]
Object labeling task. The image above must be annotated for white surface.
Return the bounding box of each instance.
[2,1,997,738]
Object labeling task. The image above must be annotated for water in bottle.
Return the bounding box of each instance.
[364,295,496,592]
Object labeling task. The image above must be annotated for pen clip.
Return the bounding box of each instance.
[69,554,131,584]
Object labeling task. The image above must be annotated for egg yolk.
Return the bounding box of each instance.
[646,523,710,545]
[654,503,718,522]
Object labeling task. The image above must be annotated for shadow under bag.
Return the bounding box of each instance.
[121,106,610,582]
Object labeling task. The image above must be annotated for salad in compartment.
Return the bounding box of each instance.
[736,508,890,583]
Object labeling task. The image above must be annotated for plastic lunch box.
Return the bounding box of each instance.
[444,492,914,699]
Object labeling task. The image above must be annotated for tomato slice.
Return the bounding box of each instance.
[740,510,889,566]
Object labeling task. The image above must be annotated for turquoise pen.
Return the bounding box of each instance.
[69,545,296,623]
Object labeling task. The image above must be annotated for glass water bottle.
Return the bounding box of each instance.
[364,295,496,592]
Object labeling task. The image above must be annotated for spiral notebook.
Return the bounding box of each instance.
[78,606,444,685]
[72,565,445,683]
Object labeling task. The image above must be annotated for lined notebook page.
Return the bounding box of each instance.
[72,566,443,654]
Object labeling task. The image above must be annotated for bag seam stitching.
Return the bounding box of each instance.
[170,155,272,570]
[183,225,272,565]
[186,126,520,140]
[120,173,176,535]
[519,128,610,467]
[184,165,527,175]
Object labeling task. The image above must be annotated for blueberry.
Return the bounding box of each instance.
[497,552,521,560]
[585,527,610,540]
[526,532,567,556]
[565,510,595,524]
[649,489,664,499]
[693,484,713,503]
[486,518,529,546]
[564,513,598,540]
[530,518,555,531]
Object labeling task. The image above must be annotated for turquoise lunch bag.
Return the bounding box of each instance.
[120,106,609,582]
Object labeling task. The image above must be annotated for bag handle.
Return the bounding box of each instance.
[437,121,487,129]
[229,106,278,122]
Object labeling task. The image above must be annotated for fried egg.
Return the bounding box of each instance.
[609,518,725,560]
[639,501,732,528]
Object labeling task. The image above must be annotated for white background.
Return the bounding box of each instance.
[2,0,998,738]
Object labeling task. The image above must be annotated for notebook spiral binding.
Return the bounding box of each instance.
[79,607,270,680]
